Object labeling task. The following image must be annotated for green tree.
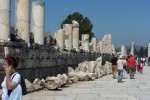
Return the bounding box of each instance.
[138,46,146,57]
[61,12,94,41]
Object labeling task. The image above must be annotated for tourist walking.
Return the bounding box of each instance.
[111,54,118,79]
[127,55,136,79]
[1,56,22,100]
[139,61,144,74]
[117,55,126,83]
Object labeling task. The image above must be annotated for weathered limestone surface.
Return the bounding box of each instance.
[121,45,127,56]
[91,37,97,52]
[55,29,64,50]
[72,28,79,51]
[72,20,79,28]
[32,1,45,45]
[63,24,73,51]
[82,34,89,51]
[0,0,10,41]
[15,0,30,42]
[111,44,116,54]
[0,42,112,83]
[97,40,103,53]
[130,42,135,56]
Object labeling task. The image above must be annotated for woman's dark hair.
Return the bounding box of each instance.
[4,56,20,70]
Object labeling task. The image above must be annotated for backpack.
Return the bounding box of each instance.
[8,73,27,96]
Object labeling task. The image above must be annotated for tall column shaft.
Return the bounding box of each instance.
[0,0,10,41]
[15,0,30,42]
[63,24,73,50]
[121,45,126,56]
[82,34,89,51]
[111,44,116,54]
[148,43,150,58]
[130,42,135,56]
[32,1,45,45]
[108,34,112,43]
[99,40,103,53]
[91,37,97,52]
[56,29,64,50]
[73,28,79,50]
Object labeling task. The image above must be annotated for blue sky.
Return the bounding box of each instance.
[11,0,150,47]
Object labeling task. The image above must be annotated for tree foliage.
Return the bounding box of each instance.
[137,46,147,57]
[61,12,94,41]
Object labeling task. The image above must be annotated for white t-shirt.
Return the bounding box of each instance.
[1,73,21,100]
[117,59,126,70]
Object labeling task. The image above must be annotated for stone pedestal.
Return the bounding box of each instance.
[63,24,73,51]
[0,0,10,41]
[73,28,79,50]
[32,1,45,45]
[55,29,64,50]
[15,0,30,42]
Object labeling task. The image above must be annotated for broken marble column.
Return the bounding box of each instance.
[82,34,89,51]
[72,28,79,50]
[32,1,45,45]
[0,0,11,41]
[111,44,116,54]
[148,43,150,58]
[130,42,135,56]
[121,45,126,56]
[99,40,103,53]
[107,34,112,43]
[107,43,112,54]
[102,37,107,53]
[72,20,79,50]
[63,24,73,51]
[91,37,97,52]
[15,0,30,42]
[55,29,64,50]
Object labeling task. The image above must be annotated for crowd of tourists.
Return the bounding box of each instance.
[111,54,146,83]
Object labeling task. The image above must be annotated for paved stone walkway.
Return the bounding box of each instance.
[22,66,150,100]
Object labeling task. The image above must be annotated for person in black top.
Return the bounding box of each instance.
[111,54,118,79]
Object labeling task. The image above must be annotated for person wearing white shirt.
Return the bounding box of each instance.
[117,55,126,83]
[1,56,22,100]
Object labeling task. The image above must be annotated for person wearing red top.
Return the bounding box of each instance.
[127,55,136,79]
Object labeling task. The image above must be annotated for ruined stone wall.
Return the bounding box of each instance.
[0,42,111,83]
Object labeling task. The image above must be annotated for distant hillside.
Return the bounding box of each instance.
[116,45,146,51]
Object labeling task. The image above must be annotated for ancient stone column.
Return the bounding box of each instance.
[82,34,89,51]
[99,40,103,53]
[107,40,110,53]
[121,45,126,56]
[130,42,135,56]
[111,44,116,54]
[148,43,150,58]
[32,1,45,45]
[91,37,97,52]
[63,24,73,51]
[107,34,112,43]
[15,0,30,42]
[73,28,79,50]
[55,29,64,50]
[0,0,11,41]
